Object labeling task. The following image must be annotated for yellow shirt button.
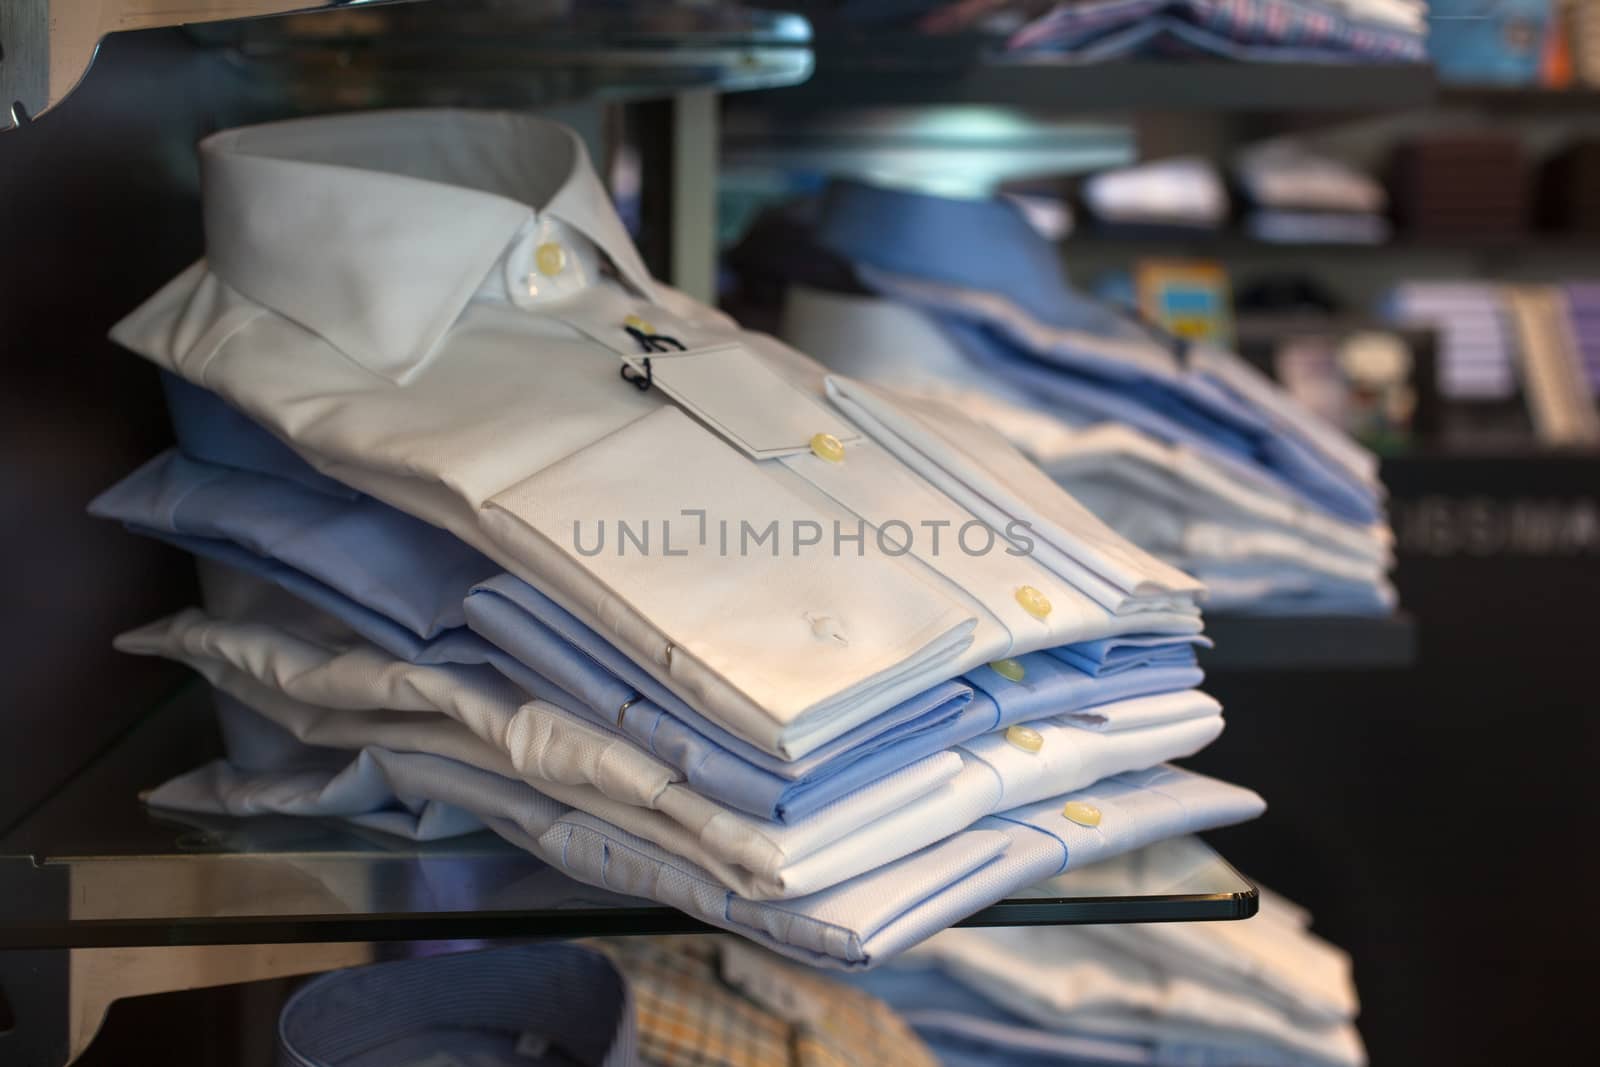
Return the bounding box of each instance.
[989,658,1026,683]
[535,241,567,276]
[1005,725,1044,753]
[624,314,655,334]
[1015,585,1052,619]
[810,432,845,463]
[1061,800,1102,827]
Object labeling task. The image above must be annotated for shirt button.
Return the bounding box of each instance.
[1015,585,1052,619]
[989,658,1026,683]
[810,432,845,463]
[624,314,655,334]
[535,241,568,276]
[1005,725,1043,753]
[1061,800,1102,827]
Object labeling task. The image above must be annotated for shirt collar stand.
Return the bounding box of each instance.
[200,109,657,382]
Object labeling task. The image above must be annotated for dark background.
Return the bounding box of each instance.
[3,28,1597,1066]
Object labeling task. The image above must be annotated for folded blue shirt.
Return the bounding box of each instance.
[469,575,1203,822]
[278,943,638,1067]
[160,372,358,500]
[1048,633,1211,678]
[814,181,1382,525]
[93,449,1205,824]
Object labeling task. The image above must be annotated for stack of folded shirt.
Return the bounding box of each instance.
[1388,134,1528,238]
[1235,142,1391,245]
[1080,157,1230,235]
[780,178,1395,615]
[845,888,1366,1066]
[1386,282,1520,401]
[1006,0,1428,63]
[93,109,1263,969]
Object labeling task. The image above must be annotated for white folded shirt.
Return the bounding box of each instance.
[1084,886,1359,1027]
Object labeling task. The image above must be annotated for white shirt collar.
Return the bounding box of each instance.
[200,109,658,382]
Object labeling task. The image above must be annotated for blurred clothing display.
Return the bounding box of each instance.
[780,178,1395,616]
[1261,331,1421,450]
[1388,279,1600,442]
[1007,0,1427,62]
[1235,143,1387,215]
[1236,143,1391,245]
[1082,158,1229,231]
[1387,282,1521,401]
[1505,286,1600,445]
[1388,134,1528,238]
[811,180,1382,522]
[1246,210,1389,244]
[1566,283,1600,393]
[848,888,1365,1066]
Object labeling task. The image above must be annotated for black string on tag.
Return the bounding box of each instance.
[620,326,687,391]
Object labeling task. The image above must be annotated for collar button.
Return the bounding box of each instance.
[535,242,568,276]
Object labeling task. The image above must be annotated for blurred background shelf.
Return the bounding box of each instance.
[186,2,817,111]
[1060,233,1600,258]
[1436,84,1600,113]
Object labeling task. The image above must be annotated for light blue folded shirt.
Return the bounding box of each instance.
[466,573,1203,821]
[1048,633,1213,678]
[92,449,1206,823]
[814,180,1382,525]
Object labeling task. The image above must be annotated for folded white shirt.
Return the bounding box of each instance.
[907,923,1365,1066]
[119,599,1226,901]
[1084,886,1360,1027]
[1235,144,1388,215]
[1082,158,1230,228]
[110,109,1199,760]
[1066,478,1390,585]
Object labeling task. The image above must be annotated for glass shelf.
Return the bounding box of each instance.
[0,687,1256,951]
[743,28,1435,114]
[185,1,815,111]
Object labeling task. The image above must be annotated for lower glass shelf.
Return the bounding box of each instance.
[0,686,1255,950]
